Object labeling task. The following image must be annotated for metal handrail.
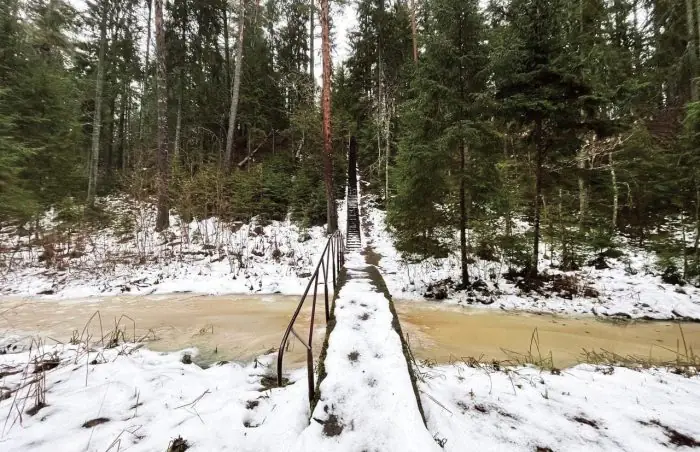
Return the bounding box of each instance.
[276,230,345,404]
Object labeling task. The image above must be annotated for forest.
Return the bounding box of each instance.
[1,0,700,288]
[2,3,700,450]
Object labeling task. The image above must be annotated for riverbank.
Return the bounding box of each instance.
[363,202,700,322]
[2,196,699,322]
[1,340,698,452]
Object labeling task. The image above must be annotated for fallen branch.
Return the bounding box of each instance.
[237,131,272,168]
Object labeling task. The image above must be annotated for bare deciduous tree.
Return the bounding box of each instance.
[320,0,337,233]
[154,0,170,231]
[224,0,246,171]
[87,0,108,207]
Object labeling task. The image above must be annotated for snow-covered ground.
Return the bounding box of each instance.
[1,338,698,451]
[0,342,309,452]
[420,362,700,451]
[363,200,700,321]
[3,184,700,450]
[0,197,346,299]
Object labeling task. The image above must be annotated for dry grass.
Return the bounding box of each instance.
[0,198,317,298]
[410,325,698,378]
[2,337,51,435]
[1,310,155,437]
[500,328,558,371]
[581,324,698,377]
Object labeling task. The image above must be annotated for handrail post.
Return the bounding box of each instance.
[328,238,333,287]
[307,271,319,404]
[321,258,329,322]
[331,235,337,288]
[328,238,334,321]
[277,232,346,406]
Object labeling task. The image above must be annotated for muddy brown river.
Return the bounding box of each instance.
[1,294,698,369]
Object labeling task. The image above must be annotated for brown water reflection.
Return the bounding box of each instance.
[396,302,700,367]
[1,294,698,369]
[0,294,325,370]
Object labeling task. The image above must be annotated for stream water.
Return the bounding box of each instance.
[2,294,699,369]
[397,302,699,368]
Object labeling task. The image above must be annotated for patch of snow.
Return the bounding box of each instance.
[0,196,342,299]
[0,343,309,452]
[420,362,700,451]
[3,336,698,451]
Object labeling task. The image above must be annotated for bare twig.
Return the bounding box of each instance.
[175,389,210,410]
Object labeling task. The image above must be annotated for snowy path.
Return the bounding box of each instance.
[290,252,441,452]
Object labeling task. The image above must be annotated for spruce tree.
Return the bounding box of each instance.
[0,0,82,218]
[492,0,602,276]
[389,0,492,287]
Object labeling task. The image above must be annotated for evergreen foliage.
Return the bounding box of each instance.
[0,0,699,283]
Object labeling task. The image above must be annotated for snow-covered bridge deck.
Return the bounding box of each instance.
[290,252,440,452]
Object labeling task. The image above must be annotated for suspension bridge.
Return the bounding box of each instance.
[277,137,441,452]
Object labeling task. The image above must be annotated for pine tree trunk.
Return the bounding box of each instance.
[87,1,108,207]
[376,127,382,184]
[174,88,183,160]
[154,0,170,231]
[106,95,116,176]
[682,212,689,278]
[558,188,564,266]
[696,0,700,61]
[117,88,126,172]
[578,146,587,231]
[504,136,512,240]
[377,54,383,193]
[309,0,314,84]
[611,152,618,231]
[531,120,544,276]
[223,6,231,98]
[457,7,468,284]
[577,0,587,233]
[459,140,469,287]
[320,0,337,233]
[246,126,251,170]
[687,0,698,101]
[377,1,384,192]
[381,86,390,202]
[124,90,131,171]
[224,0,246,171]
[411,0,417,63]
[694,181,699,263]
[384,98,390,203]
[174,3,186,162]
[139,0,152,152]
